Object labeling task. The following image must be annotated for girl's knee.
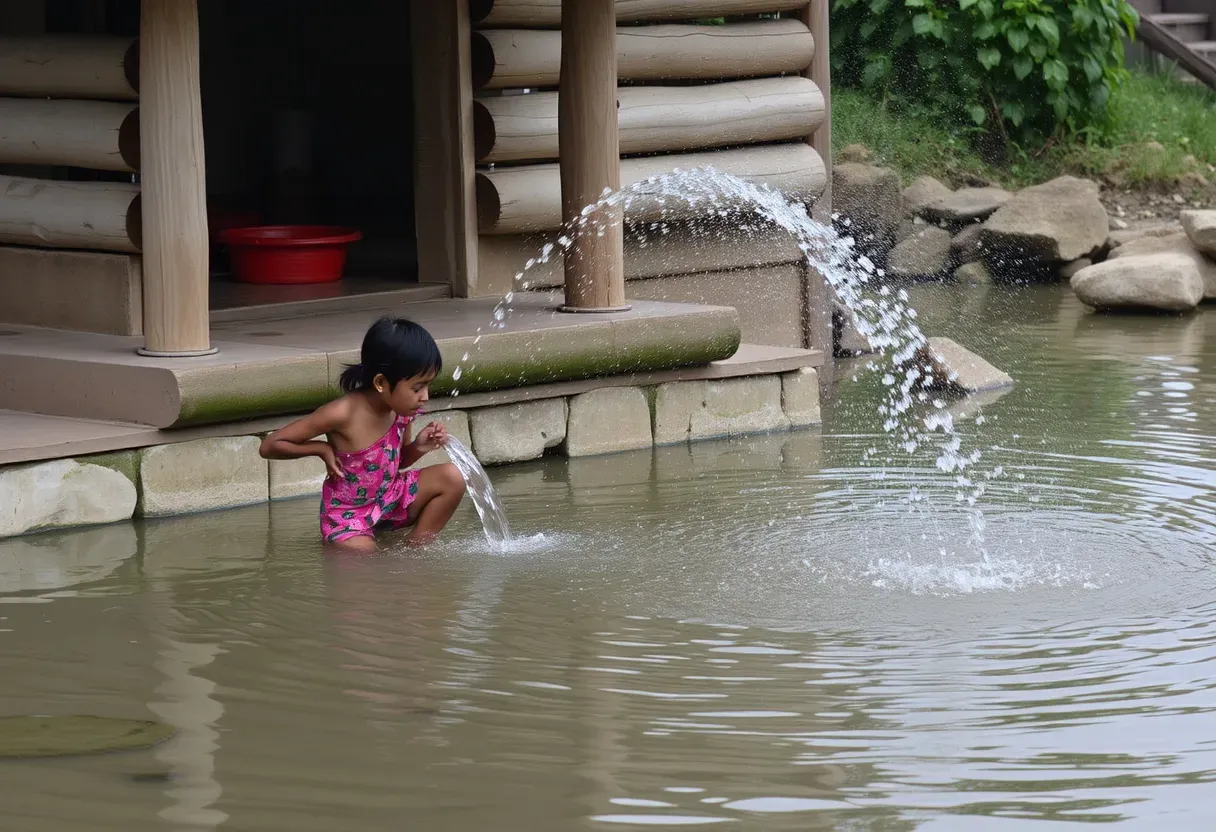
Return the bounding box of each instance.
[438,462,465,493]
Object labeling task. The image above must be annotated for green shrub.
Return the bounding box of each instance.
[830,0,1141,151]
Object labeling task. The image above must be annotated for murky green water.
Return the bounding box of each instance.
[4,285,1216,829]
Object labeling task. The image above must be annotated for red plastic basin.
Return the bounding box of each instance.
[217,225,362,285]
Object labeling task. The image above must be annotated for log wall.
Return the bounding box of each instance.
[471,0,809,27]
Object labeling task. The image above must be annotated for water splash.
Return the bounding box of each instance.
[444,437,512,550]
[449,167,993,552]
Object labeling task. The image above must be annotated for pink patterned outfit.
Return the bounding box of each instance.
[320,413,421,543]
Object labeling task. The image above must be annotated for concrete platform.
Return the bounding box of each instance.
[0,293,742,430]
[0,344,822,466]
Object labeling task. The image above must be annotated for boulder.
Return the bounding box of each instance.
[832,163,902,244]
[902,175,953,217]
[837,143,872,164]
[1071,253,1204,312]
[1059,258,1092,280]
[950,224,984,264]
[1181,210,1216,256]
[0,460,136,537]
[918,337,1013,393]
[921,187,1013,226]
[1108,223,1183,250]
[954,261,992,284]
[1108,232,1216,299]
[981,176,1109,266]
[887,226,952,279]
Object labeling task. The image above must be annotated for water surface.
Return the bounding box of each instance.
[3,285,1216,829]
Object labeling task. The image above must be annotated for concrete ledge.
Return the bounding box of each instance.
[0,295,741,429]
[0,358,823,538]
[0,246,142,336]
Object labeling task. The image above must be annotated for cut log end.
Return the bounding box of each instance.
[119,108,141,171]
[476,173,503,232]
[471,32,497,91]
[127,193,143,252]
[473,99,497,162]
[124,38,141,95]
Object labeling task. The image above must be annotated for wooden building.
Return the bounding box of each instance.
[0,0,833,536]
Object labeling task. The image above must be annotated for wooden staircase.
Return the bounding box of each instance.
[1130,0,1216,89]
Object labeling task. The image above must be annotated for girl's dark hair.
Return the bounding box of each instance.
[339,317,442,393]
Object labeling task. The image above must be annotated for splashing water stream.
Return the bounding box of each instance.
[448,167,996,560]
[444,436,513,549]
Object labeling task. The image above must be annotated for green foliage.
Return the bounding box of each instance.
[831,0,1141,149]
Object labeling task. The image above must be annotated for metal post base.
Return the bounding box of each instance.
[136,346,219,358]
[558,304,633,314]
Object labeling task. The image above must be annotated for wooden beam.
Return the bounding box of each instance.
[472,0,808,27]
[479,142,827,235]
[0,34,139,100]
[472,20,814,89]
[0,99,139,172]
[559,0,627,312]
[802,0,833,391]
[138,0,212,357]
[0,174,141,251]
[475,76,825,164]
[411,0,479,297]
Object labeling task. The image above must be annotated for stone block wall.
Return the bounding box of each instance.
[0,370,819,539]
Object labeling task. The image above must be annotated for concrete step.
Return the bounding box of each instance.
[1151,12,1212,43]
[0,295,743,430]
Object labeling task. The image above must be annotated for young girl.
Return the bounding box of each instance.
[260,317,466,551]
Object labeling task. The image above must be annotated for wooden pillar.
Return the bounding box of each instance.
[137,0,213,357]
[802,0,834,391]
[558,0,628,312]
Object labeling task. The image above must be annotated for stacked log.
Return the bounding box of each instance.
[477,143,826,234]
[476,76,825,163]
[0,35,143,253]
[471,0,809,28]
[472,20,814,89]
[472,4,828,239]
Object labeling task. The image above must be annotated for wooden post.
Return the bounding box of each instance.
[137,0,214,357]
[410,0,479,296]
[559,0,628,312]
[802,0,834,391]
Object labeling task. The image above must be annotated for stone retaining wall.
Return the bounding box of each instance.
[0,371,819,539]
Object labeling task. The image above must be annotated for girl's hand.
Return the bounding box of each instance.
[318,443,345,480]
[413,422,449,455]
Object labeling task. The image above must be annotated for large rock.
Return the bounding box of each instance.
[837,143,872,164]
[918,337,1013,393]
[1108,223,1182,249]
[1071,253,1204,312]
[0,460,137,537]
[955,261,992,284]
[1181,210,1216,256]
[902,176,952,217]
[140,436,267,517]
[887,226,952,279]
[981,177,1108,267]
[566,388,652,457]
[950,224,984,264]
[470,399,566,465]
[921,187,1012,226]
[832,163,903,244]
[1108,232,1216,299]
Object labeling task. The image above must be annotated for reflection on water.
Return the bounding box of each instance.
[3,286,1216,829]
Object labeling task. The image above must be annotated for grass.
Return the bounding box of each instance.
[832,70,1216,193]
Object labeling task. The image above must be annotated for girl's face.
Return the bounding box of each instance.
[378,371,435,417]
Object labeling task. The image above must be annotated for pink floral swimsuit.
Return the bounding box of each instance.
[320,414,421,543]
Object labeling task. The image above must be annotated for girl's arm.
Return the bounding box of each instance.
[259,400,351,479]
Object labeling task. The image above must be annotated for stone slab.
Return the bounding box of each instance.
[139,436,268,517]
[1181,210,1216,256]
[269,456,327,501]
[690,376,791,439]
[654,380,708,446]
[566,388,653,458]
[470,400,566,466]
[782,368,822,427]
[409,409,473,469]
[0,459,137,537]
